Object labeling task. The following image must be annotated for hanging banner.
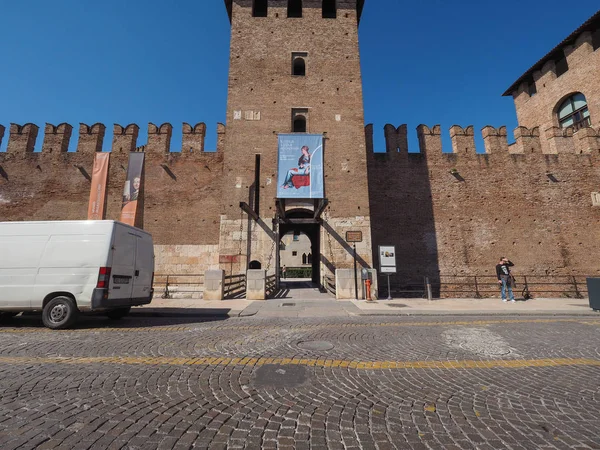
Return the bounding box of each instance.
[277,134,324,199]
[120,152,145,226]
[87,152,110,220]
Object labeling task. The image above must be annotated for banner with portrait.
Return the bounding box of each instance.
[120,152,145,226]
[277,134,324,199]
[87,152,110,220]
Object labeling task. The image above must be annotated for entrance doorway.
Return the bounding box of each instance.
[280,231,312,281]
[278,212,321,286]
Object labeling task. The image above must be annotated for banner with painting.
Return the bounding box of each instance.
[120,152,145,226]
[87,152,110,220]
[277,134,324,199]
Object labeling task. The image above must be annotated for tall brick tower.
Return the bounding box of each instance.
[220,0,372,283]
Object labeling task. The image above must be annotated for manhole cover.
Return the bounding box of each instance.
[388,304,407,308]
[297,340,334,351]
[254,364,308,388]
[281,303,296,307]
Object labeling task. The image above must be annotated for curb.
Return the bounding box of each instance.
[355,310,599,317]
[130,308,246,318]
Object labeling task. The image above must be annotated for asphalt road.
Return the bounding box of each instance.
[0,313,599,449]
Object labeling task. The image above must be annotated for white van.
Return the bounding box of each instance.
[0,220,154,329]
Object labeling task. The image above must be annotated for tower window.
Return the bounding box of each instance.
[323,0,336,18]
[557,93,591,130]
[293,116,306,133]
[292,52,307,76]
[252,0,268,17]
[593,28,600,51]
[292,109,308,133]
[555,54,569,77]
[528,80,537,97]
[288,0,302,18]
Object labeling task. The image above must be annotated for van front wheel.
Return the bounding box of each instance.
[42,296,79,330]
[106,307,131,320]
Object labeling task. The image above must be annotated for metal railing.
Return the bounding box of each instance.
[323,274,336,296]
[380,274,592,299]
[224,274,246,299]
[153,274,204,299]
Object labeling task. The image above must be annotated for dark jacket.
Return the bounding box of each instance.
[496,261,514,280]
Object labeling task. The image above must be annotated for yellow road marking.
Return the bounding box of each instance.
[0,318,596,334]
[0,356,598,371]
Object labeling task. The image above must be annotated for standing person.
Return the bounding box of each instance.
[282,265,287,279]
[496,257,515,302]
[281,146,311,189]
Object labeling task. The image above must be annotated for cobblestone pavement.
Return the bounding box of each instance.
[0,314,599,449]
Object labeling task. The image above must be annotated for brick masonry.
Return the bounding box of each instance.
[1,3,599,294]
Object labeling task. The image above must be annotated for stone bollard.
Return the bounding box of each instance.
[204,270,225,301]
[335,269,357,300]
[335,268,379,300]
[246,270,266,300]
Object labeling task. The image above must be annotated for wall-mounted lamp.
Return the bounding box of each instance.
[73,164,91,181]
[449,168,465,182]
[160,164,177,181]
[546,172,559,183]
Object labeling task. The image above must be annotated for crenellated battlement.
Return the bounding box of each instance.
[366,123,600,157]
[0,121,226,156]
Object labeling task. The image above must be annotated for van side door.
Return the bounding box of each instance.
[109,231,136,302]
[131,235,154,303]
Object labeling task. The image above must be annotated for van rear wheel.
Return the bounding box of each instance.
[106,307,131,320]
[42,296,79,330]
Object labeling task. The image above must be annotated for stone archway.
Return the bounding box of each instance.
[278,209,321,286]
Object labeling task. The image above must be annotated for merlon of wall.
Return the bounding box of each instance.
[112,124,140,154]
[0,122,226,155]
[147,123,173,154]
[77,123,106,154]
[450,125,475,154]
[182,122,206,153]
[482,126,508,154]
[366,123,600,157]
[6,123,39,154]
[384,124,408,153]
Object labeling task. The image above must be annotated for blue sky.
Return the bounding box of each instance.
[0,1,597,153]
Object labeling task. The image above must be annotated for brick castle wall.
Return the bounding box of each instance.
[0,122,225,274]
[367,123,600,296]
[511,30,600,149]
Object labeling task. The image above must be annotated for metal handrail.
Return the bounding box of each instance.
[380,274,593,299]
[153,273,205,299]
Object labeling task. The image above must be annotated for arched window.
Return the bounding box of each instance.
[293,116,306,133]
[307,253,312,264]
[252,0,268,17]
[293,58,306,76]
[323,0,336,18]
[302,253,307,265]
[288,0,302,18]
[557,93,591,130]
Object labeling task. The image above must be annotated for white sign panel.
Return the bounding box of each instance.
[379,245,396,274]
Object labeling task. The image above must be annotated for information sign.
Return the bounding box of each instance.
[379,245,397,274]
[345,231,363,243]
